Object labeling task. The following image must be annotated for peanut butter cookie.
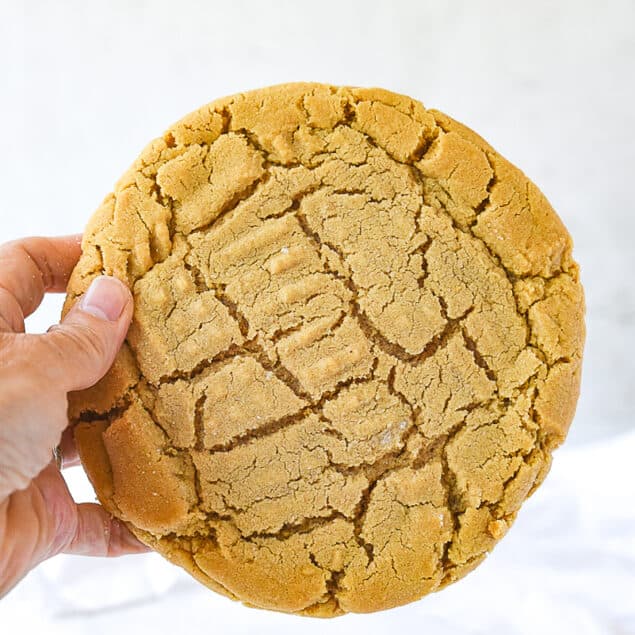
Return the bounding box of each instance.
[64,83,585,616]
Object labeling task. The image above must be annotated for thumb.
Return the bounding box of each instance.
[37,276,133,393]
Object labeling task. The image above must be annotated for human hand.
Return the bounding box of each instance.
[0,235,149,597]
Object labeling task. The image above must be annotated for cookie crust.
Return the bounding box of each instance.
[64,83,585,616]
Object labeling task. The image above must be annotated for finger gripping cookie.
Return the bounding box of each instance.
[64,83,585,616]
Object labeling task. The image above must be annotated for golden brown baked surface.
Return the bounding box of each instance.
[64,83,585,616]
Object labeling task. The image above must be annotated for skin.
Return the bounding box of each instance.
[0,234,149,598]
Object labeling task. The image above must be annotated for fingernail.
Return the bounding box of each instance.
[113,518,151,552]
[79,276,129,322]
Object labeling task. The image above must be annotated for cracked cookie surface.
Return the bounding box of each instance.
[63,83,585,616]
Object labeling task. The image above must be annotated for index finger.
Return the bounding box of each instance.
[0,234,82,333]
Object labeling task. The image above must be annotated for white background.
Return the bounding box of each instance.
[0,1,633,633]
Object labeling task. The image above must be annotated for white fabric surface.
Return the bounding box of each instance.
[0,0,633,632]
